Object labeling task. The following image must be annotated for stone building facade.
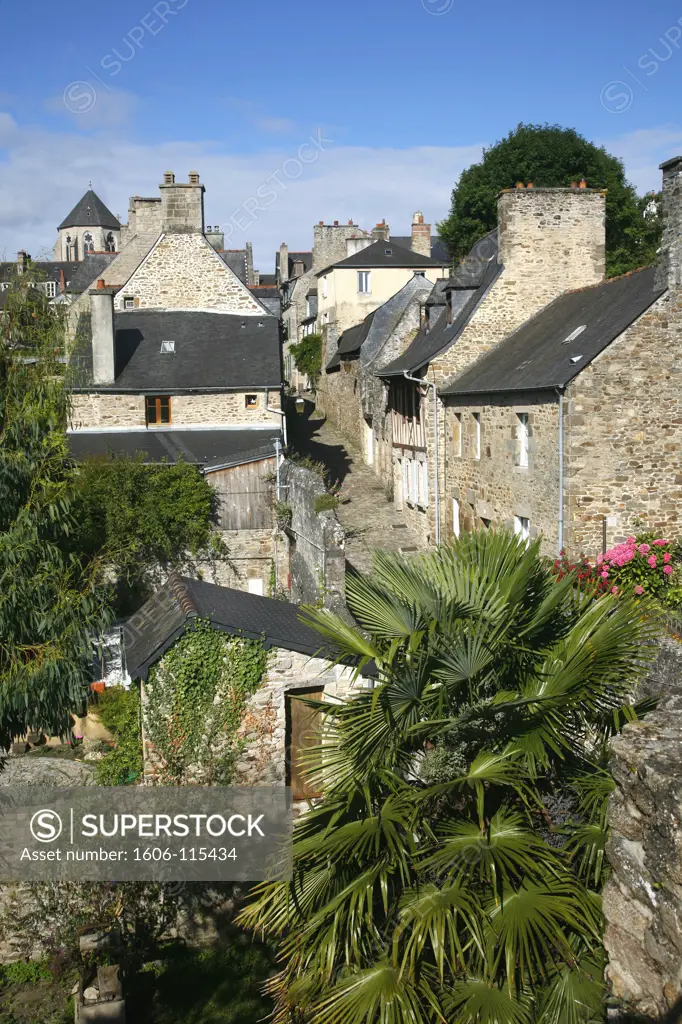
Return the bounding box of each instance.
[70,390,282,430]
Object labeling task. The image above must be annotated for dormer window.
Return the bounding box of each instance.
[160,340,175,353]
[384,248,393,256]
[146,396,171,426]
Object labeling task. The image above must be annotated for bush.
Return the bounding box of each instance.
[289,333,322,385]
[92,686,142,785]
[313,493,340,514]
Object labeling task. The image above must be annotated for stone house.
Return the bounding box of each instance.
[435,156,682,558]
[123,574,374,797]
[0,250,82,301]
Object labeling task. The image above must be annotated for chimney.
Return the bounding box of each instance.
[411,211,432,257]
[293,259,305,278]
[205,225,225,251]
[89,280,117,384]
[159,170,205,233]
[59,268,66,294]
[245,241,255,286]
[16,251,30,275]
[371,220,390,242]
[656,156,682,291]
[279,243,289,284]
[497,186,606,294]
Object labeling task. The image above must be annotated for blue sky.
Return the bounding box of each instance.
[2,0,682,269]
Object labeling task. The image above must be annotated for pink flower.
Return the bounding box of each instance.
[611,586,619,595]
[600,570,609,579]
[626,536,636,544]
[653,539,667,547]
[634,585,644,595]
[648,555,657,568]
[638,543,651,555]
[664,565,674,576]
[663,552,672,564]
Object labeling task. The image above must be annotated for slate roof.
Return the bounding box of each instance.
[65,254,117,294]
[391,235,450,263]
[68,427,281,471]
[259,273,277,286]
[0,261,82,288]
[441,267,664,396]
[326,312,376,371]
[275,251,313,277]
[58,189,121,230]
[72,310,282,391]
[124,574,373,681]
[218,250,248,283]
[319,239,447,274]
[379,258,503,377]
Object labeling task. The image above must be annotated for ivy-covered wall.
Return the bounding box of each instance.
[141,623,365,788]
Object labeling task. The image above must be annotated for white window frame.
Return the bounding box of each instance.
[452,497,460,537]
[410,459,419,505]
[514,515,530,542]
[473,413,481,460]
[357,270,372,294]
[45,281,57,298]
[418,460,429,507]
[517,412,529,467]
[453,412,462,457]
[124,296,134,310]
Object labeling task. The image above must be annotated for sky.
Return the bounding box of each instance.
[2,0,682,271]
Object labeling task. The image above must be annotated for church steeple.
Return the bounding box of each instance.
[55,188,121,262]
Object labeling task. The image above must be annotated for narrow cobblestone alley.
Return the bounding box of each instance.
[288,400,426,577]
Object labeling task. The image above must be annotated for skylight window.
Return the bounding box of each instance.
[160,340,175,353]
[384,248,393,255]
[563,325,586,344]
[570,355,583,363]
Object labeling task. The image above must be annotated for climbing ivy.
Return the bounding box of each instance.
[144,620,268,785]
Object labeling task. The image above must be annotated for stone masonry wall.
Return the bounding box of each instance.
[113,233,265,314]
[565,287,682,558]
[69,391,281,429]
[442,394,560,553]
[315,362,365,454]
[604,638,682,1018]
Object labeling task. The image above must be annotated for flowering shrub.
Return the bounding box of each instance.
[553,532,682,609]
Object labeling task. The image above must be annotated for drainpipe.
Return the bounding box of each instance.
[556,387,565,555]
[403,370,440,546]
[266,394,288,446]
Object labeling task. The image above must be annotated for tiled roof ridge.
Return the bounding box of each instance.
[167,572,200,618]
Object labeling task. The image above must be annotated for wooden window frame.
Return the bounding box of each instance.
[245,393,259,409]
[145,395,172,426]
[286,686,325,800]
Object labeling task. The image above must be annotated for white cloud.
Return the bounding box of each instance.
[0,115,679,271]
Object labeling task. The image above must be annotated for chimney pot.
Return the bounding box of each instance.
[515,182,524,189]
[570,181,578,189]
[579,179,587,189]
[163,171,175,184]
[348,219,353,225]
[319,221,324,226]
[189,171,200,184]
[96,278,106,289]
[526,182,534,189]
[334,220,339,226]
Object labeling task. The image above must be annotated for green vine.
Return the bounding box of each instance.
[144,620,268,785]
[93,686,143,786]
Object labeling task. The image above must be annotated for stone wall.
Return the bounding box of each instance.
[113,233,265,314]
[280,460,346,611]
[69,391,281,429]
[194,529,280,597]
[442,393,560,553]
[565,287,682,558]
[316,362,365,454]
[604,638,682,1017]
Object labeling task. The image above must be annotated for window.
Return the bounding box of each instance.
[322,276,328,299]
[245,394,259,409]
[160,340,175,353]
[480,517,491,530]
[247,578,264,595]
[357,271,372,294]
[286,687,324,800]
[83,232,94,254]
[514,516,530,542]
[402,459,409,505]
[419,461,429,507]
[411,460,419,505]
[517,412,529,467]
[384,248,393,256]
[452,497,460,538]
[45,281,57,298]
[472,413,481,460]
[124,296,134,310]
[145,396,171,426]
[453,413,462,457]
[105,232,116,253]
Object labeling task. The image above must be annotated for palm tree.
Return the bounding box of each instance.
[239,531,659,1024]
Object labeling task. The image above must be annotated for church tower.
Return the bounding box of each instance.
[54,187,121,261]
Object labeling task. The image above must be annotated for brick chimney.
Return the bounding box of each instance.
[371,220,390,242]
[159,170,205,233]
[89,279,117,384]
[497,186,606,294]
[411,211,431,257]
[279,243,289,284]
[656,156,682,291]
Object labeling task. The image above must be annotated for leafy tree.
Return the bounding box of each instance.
[69,454,224,609]
[438,123,661,278]
[289,334,323,386]
[239,531,658,1024]
[0,282,111,745]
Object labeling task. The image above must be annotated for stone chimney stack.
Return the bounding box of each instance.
[16,251,30,275]
[411,211,432,257]
[89,279,117,385]
[279,243,289,284]
[371,220,390,242]
[245,241,255,286]
[160,170,205,234]
[205,225,225,251]
[497,186,606,293]
[656,156,682,291]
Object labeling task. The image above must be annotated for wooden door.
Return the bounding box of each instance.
[287,688,324,799]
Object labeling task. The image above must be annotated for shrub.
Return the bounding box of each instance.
[92,685,142,785]
[289,333,322,385]
[313,493,340,514]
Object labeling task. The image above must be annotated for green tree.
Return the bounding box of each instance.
[70,454,224,609]
[289,334,323,386]
[438,123,661,278]
[0,282,111,745]
[239,531,658,1024]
